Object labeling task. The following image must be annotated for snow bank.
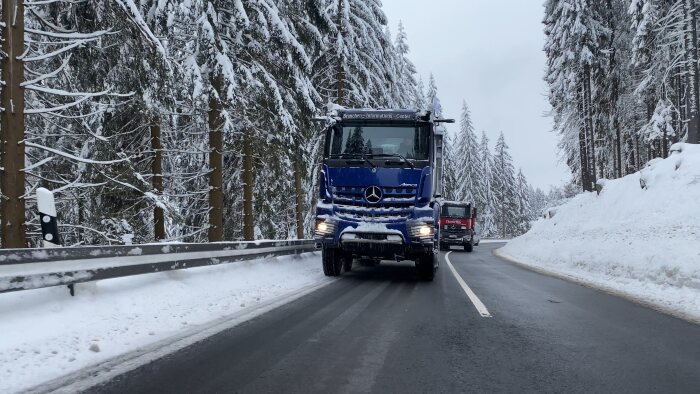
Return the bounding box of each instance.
[499,143,700,322]
[0,253,327,393]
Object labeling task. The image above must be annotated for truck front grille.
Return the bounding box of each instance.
[332,185,417,220]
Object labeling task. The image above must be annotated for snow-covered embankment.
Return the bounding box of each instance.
[0,253,326,393]
[498,143,700,322]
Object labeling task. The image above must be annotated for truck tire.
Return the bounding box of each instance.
[416,252,436,281]
[465,242,473,253]
[322,247,342,276]
[439,242,447,251]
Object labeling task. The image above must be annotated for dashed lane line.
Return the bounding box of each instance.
[445,251,492,318]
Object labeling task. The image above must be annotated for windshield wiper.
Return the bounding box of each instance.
[370,153,415,169]
[328,153,376,169]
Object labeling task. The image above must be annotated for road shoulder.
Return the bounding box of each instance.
[493,247,700,325]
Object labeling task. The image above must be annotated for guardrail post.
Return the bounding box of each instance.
[37,188,73,295]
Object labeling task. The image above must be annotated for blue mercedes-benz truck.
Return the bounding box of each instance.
[313,109,453,280]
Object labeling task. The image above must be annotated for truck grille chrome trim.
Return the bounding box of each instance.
[332,185,417,220]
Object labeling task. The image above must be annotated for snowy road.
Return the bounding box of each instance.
[87,243,700,394]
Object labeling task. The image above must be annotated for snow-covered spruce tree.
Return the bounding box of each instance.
[393,21,420,109]
[1,2,113,246]
[284,0,335,238]
[442,132,459,201]
[593,0,626,180]
[452,100,481,204]
[425,73,447,118]
[426,73,438,107]
[544,0,610,191]
[681,0,700,144]
[528,186,548,222]
[492,132,517,238]
[544,0,700,192]
[218,0,322,241]
[415,75,428,111]
[6,1,178,246]
[312,0,392,107]
[147,0,239,243]
[628,1,669,163]
[1,0,423,246]
[478,131,497,238]
[133,0,215,243]
[65,2,178,245]
[515,169,531,235]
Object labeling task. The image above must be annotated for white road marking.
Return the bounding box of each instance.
[445,251,492,318]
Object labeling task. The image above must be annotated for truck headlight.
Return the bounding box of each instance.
[315,218,336,237]
[419,225,432,236]
[409,221,434,242]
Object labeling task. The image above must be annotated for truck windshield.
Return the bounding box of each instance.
[328,124,430,160]
[442,206,469,217]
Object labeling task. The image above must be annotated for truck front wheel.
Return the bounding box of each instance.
[465,242,474,253]
[416,252,436,281]
[322,247,342,276]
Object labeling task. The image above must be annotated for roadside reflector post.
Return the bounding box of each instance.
[36,188,73,295]
[37,188,60,248]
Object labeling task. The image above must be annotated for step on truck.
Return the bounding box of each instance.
[438,201,478,252]
[313,109,453,280]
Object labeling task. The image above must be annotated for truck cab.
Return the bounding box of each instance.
[313,109,452,280]
[438,201,477,252]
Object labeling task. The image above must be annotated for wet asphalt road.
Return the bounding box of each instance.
[90,243,700,394]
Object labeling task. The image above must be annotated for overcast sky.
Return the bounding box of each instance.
[382,0,570,191]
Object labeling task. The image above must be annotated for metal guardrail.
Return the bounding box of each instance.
[0,240,316,294]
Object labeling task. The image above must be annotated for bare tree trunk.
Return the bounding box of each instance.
[684,0,700,143]
[635,134,641,170]
[583,66,597,187]
[208,75,224,242]
[242,132,255,241]
[336,0,345,105]
[606,0,623,179]
[625,131,636,175]
[578,84,591,191]
[77,193,84,244]
[294,152,304,239]
[615,121,622,177]
[677,67,688,142]
[151,120,165,241]
[500,188,505,239]
[1,0,27,248]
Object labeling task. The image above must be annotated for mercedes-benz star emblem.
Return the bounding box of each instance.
[364,186,383,204]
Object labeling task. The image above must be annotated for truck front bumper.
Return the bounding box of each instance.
[314,218,434,259]
[441,235,472,245]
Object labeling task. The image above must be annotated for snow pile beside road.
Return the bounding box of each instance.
[0,252,327,393]
[499,143,700,322]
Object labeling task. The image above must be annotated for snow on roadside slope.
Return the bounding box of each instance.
[499,143,700,322]
[0,252,326,393]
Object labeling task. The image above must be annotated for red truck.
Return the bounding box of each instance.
[438,201,477,252]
